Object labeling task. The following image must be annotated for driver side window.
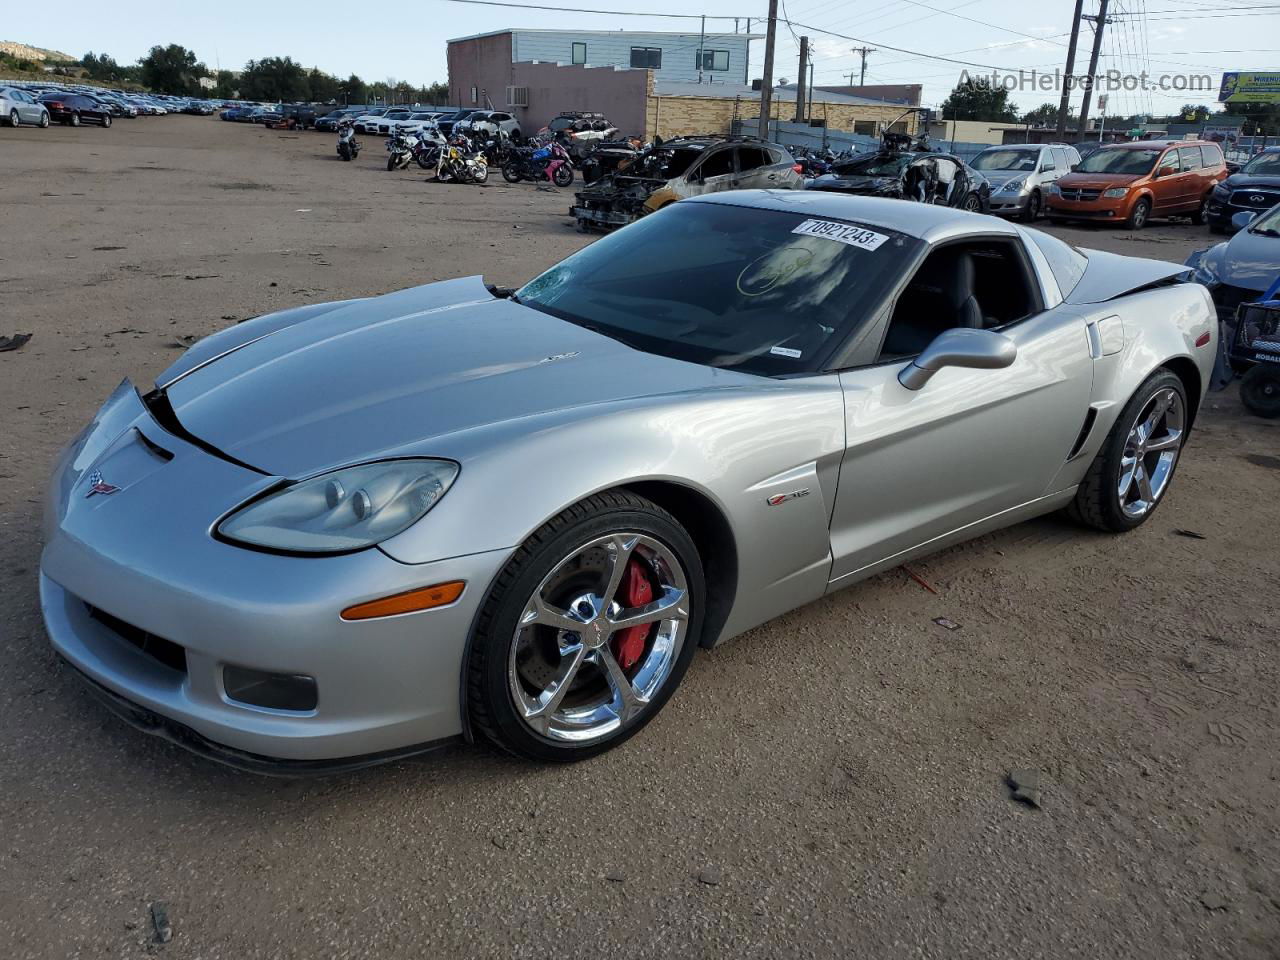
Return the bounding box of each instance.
[877,239,1040,360]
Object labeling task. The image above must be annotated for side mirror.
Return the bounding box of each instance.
[898,328,1017,390]
[1157,164,1177,178]
[1069,163,1079,172]
[1229,210,1256,234]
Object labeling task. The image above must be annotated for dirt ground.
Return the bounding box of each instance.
[1,116,1277,960]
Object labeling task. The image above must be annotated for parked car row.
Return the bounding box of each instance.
[2,79,219,129]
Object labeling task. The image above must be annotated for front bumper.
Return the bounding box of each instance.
[40,381,512,768]
[988,192,1030,216]
[1046,195,1131,221]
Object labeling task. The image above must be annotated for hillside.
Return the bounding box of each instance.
[0,41,75,63]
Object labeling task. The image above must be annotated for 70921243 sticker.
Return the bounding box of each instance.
[791,219,889,250]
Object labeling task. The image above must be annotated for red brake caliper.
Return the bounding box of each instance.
[611,558,654,671]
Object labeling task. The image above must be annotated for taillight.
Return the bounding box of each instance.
[792,163,804,174]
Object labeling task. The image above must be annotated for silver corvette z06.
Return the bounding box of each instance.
[41,192,1217,771]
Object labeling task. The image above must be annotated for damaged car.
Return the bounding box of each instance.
[571,135,802,230]
[807,148,991,213]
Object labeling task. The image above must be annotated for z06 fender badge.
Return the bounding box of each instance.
[85,470,120,498]
[767,488,810,507]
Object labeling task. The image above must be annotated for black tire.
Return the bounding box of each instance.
[962,192,982,212]
[1126,196,1151,230]
[501,162,522,183]
[1020,190,1042,222]
[102,114,111,128]
[1191,193,1211,226]
[553,163,574,188]
[8,109,18,128]
[1067,369,1188,532]
[386,154,397,171]
[1240,365,1280,418]
[69,112,80,127]
[39,111,49,128]
[467,490,705,762]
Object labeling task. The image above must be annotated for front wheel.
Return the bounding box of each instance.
[39,111,49,128]
[1126,196,1151,230]
[69,112,80,127]
[553,163,574,188]
[466,491,704,762]
[1020,190,1042,222]
[1240,365,1280,418]
[1067,370,1188,532]
[962,192,983,212]
[8,109,18,128]
[386,154,397,171]
[1191,193,1211,226]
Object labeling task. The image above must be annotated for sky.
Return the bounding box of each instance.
[5,0,1278,116]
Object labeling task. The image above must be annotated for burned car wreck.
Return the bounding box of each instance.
[808,136,991,213]
[571,135,803,230]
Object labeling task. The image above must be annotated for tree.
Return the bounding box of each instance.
[419,81,449,105]
[939,75,1020,122]
[139,44,203,95]
[212,70,239,99]
[341,74,367,105]
[1020,102,1059,127]
[239,57,309,102]
[1222,100,1279,135]
[307,67,340,103]
[1178,103,1212,122]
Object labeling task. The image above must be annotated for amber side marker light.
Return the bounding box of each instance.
[341,581,466,621]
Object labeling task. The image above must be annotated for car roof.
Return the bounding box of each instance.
[1101,140,1190,150]
[687,190,1020,244]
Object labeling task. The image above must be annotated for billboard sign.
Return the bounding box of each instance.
[1218,72,1280,103]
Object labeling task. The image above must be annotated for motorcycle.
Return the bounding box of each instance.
[386,130,414,170]
[502,137,574,187]
[412,129,444,170]
[436,140,489,184]
[336,120,360,162]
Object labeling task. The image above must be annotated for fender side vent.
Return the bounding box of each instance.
[1067,408,1098,461]
[142,389,269,475]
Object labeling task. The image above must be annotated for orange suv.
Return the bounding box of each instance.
[1046,139,1227,230]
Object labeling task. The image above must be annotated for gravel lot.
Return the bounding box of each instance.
[1,116,1277,959]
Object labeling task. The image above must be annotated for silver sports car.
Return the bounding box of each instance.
[41,192,1217,771]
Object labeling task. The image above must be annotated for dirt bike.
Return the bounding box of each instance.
[501,138,573,187]
[336,120,360,162]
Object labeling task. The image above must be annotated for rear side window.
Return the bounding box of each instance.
[1052,147,1071,170]
[737,147,770,171]
[1027,230,1087,299]
[1201,142,1224,167]
[1178,146,1203,171]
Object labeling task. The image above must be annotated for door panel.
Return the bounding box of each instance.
[829,308,1093,582]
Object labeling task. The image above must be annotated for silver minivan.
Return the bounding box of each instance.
[971,143,1081,221]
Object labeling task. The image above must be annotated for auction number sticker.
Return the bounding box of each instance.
[792,219,888,250]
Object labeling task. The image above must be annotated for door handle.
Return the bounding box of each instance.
[767,173,777,180]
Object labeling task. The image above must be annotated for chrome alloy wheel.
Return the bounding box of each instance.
[507,533,690,743]
[1117,386,1184,519]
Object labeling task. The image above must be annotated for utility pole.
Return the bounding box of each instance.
[850,46,875,87]
[759,0,779,140]
[794,36,809,122]
[698,15,706,84]
[1077,0,1112,138]
[1055,0,1085,138]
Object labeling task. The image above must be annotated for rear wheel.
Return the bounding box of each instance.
[473,163,489,183]
[1240,365,1280,418]
[962,192,983,212]
[1126,196,1151,230]
[467,491,704,762]
[1068,370,1188,532]
[102,114,111,128]
[1191,192,1211,225]
[501,162,522,183]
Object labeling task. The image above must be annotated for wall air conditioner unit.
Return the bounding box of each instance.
[506,86,529,108]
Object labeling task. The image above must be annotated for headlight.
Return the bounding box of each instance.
[1048,183,1061,194]
[1000,178,1026,193]
[1212,183,1230,198]
[218,459,459,553]
[1103,187,1128,198]
[1193,258,1220,287]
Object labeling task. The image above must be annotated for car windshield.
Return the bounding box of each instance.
[1242,152,1280,177]
[971,149,1040,172]
[1249,204,1280,236]
[516,202,923,376]
[1076,148,1162,175]
[832,153,912,177]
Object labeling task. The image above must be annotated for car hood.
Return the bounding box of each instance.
[163,276,754,477]
[980,170,1033,187]
[1216,228,1280,290]
[1221,173,1280,192]
[1057,172,1144,187]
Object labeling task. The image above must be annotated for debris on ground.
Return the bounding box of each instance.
[901,564,939,594]
[1173,529,1208,540]
[0,334,32,353]
[605,869,625,883]
[1199,891,1229,912]
[1007,769,1042,809]
[150,901,173,943]
[697,866,722,886]
[933,617,962,631]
